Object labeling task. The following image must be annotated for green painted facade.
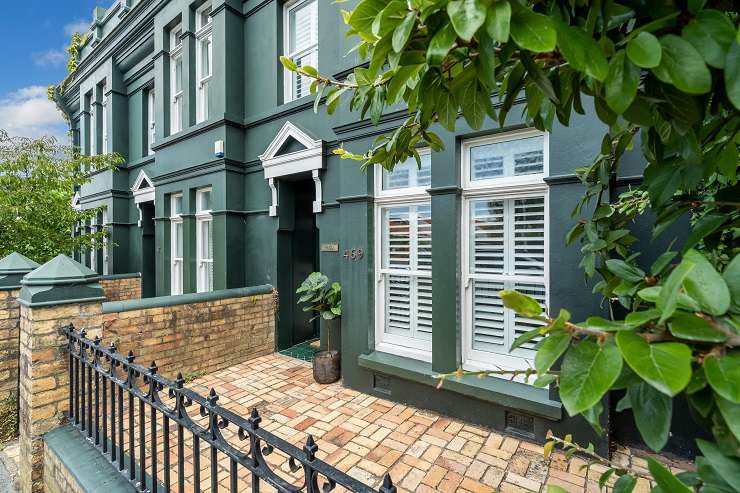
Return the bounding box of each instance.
[55,0,659,452]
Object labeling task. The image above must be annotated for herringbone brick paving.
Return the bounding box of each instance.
[84,353,688,492]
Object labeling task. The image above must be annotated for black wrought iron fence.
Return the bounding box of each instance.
[62,324,396,493]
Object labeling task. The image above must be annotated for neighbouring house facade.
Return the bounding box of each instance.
[54,0,672,455]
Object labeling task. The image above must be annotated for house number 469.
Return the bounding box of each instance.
[343,249,364,261]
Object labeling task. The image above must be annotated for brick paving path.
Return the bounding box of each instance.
[86,353,688,492]
[180,354,686,493]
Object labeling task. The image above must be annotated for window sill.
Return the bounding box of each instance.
[357,351,562,420]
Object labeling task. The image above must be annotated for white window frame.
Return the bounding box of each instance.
[195,187,213,293]
[101,86,108,155]
[195,2,212,123]
[170,24,184,134]
[170,193,184,295]
[283,0,318,103]
[373,149,432,362]
[460,130,550,373]
[89,218,97,273]
[147,88,156,155]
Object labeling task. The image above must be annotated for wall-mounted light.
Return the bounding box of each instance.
[215,140,224,158]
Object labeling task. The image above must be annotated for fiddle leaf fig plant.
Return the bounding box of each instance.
[296,272,342,321]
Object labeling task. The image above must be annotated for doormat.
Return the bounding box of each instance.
[279,339,319,362]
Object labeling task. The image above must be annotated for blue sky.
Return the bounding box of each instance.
[0,1,110,141]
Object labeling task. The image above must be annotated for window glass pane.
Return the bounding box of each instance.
[513,197,545,275]
[472,279,506,352]
[172,195,182,215]
[173,28,182,47]
[382,152,431,191]
[382,206,410,270]
[470,135,544,181]
[289,0,317,53]
[470,199,505,274]
[174,56,183,93]
[200,37,212,78]
[175,222,183,257]
[198,190,212,211]
[385,275,411,336]
[201,220,212,258]
[293,49,317,99]
[199,6,212,27]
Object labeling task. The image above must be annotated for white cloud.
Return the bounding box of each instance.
[0,86,68,141]
[32,49,67,68]
[64,20,90,37]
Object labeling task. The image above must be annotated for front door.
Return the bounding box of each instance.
[140,201,156,298]
[290,179,318,344]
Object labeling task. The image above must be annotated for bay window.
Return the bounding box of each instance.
[462,130,549,372]
[170,25,183,134]
[375,150,432,361]
[284,0,318,102]
[170,194,184,295]
[195,3,212,123]
[196,188,213,293]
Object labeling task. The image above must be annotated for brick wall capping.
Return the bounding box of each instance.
[100,272,142,281]
[0,252,39,289]
[102,283,275,313]
[18,254,105,307]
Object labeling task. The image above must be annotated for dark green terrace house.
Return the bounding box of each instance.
[54,0,655,454]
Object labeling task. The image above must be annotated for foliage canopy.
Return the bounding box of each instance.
[282,0,740,490]
[0,131,121,263]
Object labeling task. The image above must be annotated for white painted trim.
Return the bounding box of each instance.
[131,170,155,205]
[268,178,278,217]
[170,193,183,296]
[71,192,82,211]
[260,121,324,215]
[196,187,213,293]
[459,130,550,374]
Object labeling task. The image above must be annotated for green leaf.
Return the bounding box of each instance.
[510,327,541,351]
[705,353,740,403]
[427,23,457,65]
[716,395,740,443]
[651,251,677,276]
[612,474,637,493]
[556,23,608,81]
[684,214,727,253]
[683,249,731,316]
[638,286,701,313]
[510,10,556,53]
[727,41,740,112]
[724,253,740,313]
[386,65,421,104]
[485,1,511,43]
[628,382,672,451]
[559,339,622,415]
[696,440,740,493]
[584,317,633,331]
[279,56,297,71]
[615,331,692,396]
[669,311,727,342]
[535,331,571,374]
[624,309,660,327]
[626,32,662,68]
[682,10,736,69]
[654,35,711,94]
[520,52,558,103]
[447,0,486,42]
[392,11,416,53]
[606,258,645,283]
[604,51,640,113]
[657,260,694,324]
[533,374,557,387]
[648,457,692,493]
[499,289,543,318]
[436,86,458,131]
[347,0,386,35]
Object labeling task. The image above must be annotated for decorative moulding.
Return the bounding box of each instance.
[259,121,324,217]
[132,170,155,226]
[0,252,40,289]
[19,254,104,307]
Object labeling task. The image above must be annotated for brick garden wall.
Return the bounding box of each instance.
[100,274,141,302]
[0,289,20,404]
[42,444,82,493]
[102,289,276,379]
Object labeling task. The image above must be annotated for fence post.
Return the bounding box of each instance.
[0,253,39,408]
[17,255,104,493]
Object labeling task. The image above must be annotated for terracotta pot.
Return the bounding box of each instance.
[313,350,340,384]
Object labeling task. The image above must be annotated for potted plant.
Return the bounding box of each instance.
[296,272,341,384]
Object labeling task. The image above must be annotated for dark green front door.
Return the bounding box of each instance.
[290,179,318,344]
